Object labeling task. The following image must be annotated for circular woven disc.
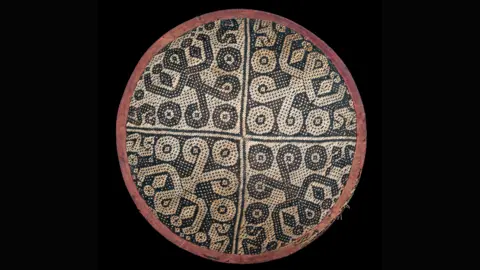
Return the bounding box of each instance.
[116,9,366,264]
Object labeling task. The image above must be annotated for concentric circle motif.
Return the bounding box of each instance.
[117,9,366,264]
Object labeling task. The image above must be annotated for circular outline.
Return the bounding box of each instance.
[116,9,367,264]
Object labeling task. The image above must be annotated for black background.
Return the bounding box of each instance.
[99,0,381,269]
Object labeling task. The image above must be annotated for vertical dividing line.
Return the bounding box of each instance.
[232,138,244,253]
[241,18,250,138]
[233,18,250,254]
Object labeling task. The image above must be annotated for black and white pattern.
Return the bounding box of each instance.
[125,18,358,255]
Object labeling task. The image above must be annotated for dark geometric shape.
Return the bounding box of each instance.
[189,45,202,59]
[218,205,227,214]
[256,115,265,124]
[248,144,274,171]
[159,72,173,87]
[212,104,238,130]
[152,63,162,74]
[163,48,188,72]
[297,200,322,226]
[134,90,144,101]
[282,212,296,227]
[313,58,324,69]
[312,186,325,200]
[162,145,171,154]
[220,149,230,157]
[191,146,200,155]
[157,101,181,127]
[245,202,270,224]
[217,47,241,71]
[305,145,327,171]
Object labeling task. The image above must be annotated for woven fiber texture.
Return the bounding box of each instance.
[117,10,366,264]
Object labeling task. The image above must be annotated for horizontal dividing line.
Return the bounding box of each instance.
[125,127,356,143]
[245,135,357,143]
[126,127,242,139]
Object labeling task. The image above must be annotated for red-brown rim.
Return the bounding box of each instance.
[116,9,366,264]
